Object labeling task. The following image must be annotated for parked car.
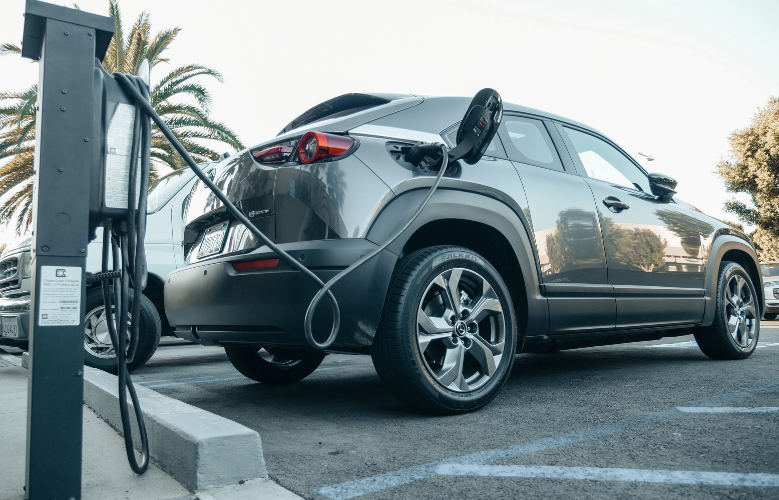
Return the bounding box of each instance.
[164,93,764,413]
[0,162,218,371]
[760,261,779,320]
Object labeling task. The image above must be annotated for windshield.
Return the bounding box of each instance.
[147,168,199,213]
[761,263,779,278]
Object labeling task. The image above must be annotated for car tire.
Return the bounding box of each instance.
[693,262,760,360]
[83,287,162,373]
[371,245,517,414]
[763,313,777,321]
[225,346,326,384]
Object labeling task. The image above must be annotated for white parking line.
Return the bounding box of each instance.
[677,407,779,413]
[435,464,779,488]
[648,342,779,349]
[315,378,779,500]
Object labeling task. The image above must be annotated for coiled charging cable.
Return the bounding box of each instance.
[115,74,448,353]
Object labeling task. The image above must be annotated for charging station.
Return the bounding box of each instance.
[21,2,114,498]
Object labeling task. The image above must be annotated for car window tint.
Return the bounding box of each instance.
[500,117,562,171]
[563,127,649,191]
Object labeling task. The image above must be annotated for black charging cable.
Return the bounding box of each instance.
[92,73,153,475]
[114,73,449,353]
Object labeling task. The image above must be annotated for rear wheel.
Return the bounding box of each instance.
[372,246,517,414]
[694,262,759,360]
[225,346,326,384]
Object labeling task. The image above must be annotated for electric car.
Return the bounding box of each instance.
[164,93,764,414]
[760,261,779,320]
[0,162,219,371]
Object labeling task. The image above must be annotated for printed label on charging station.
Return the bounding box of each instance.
[38,266,82,326]
[105,103,142,209]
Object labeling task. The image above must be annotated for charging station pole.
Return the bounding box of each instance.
[21,2,114,498]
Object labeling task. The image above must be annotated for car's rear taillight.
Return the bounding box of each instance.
[232,258,280,271]
[253,145,293,165]
[297,132,355,164]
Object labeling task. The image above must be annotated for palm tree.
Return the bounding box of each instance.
[0,0,243,234]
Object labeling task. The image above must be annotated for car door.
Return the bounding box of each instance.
[556,124,705,328]
[498,115,614,334]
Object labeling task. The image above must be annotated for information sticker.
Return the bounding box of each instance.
[105,103,142,209]
[38,266,82,326]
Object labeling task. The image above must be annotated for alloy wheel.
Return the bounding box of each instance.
[416,267,505,392]
[724,274,758,349]
[84,305,132,359]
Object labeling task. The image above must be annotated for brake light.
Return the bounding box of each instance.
[253,145,293,165]
[232,258,280,271]
[297,132,355,164]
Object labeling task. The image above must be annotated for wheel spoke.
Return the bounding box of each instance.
[418,308,453,335]
[735,276,745,301]
[448,269,463,316]
[467,335,502,376]
[469,297,502,323]
[730,315,742,342]
[435,343,466,389]
[725,284,738,309]
[418,332,454,352]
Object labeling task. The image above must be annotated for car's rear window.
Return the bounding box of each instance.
[278,94,395,135]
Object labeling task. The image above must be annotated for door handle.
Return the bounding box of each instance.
[603,196,629,212]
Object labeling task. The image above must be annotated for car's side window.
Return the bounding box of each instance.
[499,116,563,171]
[562,127,650,192]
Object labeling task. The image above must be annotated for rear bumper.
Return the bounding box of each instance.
[0,295,30,346]
[164,239,398,350]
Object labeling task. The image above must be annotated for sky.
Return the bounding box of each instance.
[2,0,778,246]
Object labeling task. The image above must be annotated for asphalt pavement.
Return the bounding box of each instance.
[131,324,779,500]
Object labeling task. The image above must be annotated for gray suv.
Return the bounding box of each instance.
[164,94,764,413]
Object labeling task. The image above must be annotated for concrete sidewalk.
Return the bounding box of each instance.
[0,351,301,500]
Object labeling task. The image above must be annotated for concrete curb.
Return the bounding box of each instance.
[83,367,267,492]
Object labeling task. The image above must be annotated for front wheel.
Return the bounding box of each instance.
[372,246,517,414]
[83,287,162,373]
[763,313,777,321]
[693,262,759,360]
[225,346,326,384]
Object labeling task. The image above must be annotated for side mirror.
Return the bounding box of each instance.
[451,88,503,165]
[648,172,677,202]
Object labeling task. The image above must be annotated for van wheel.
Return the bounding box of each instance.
[225,346,326,384]
[83,287,162,373]
[372,246,517,414]
[694,262,759,360]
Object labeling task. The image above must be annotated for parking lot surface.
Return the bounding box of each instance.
[133,324,779,499]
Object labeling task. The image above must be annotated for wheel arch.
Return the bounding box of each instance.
[366,188,548,338]
[702,234,764,324]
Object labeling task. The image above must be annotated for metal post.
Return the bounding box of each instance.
[21,2,113,498]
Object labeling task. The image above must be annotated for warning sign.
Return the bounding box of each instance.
[38,266,82,326]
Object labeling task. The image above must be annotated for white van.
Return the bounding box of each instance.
[0,163,217,371]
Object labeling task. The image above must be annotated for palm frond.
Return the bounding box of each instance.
[0,0,243,233]
[0,44,21,57]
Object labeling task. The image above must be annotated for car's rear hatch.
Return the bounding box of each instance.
[182,94,422,263]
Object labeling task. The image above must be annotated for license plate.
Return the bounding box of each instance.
[197,221,230,258]
[1,316,19,338]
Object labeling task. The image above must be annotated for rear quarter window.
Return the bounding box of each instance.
[499,117,563,171]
